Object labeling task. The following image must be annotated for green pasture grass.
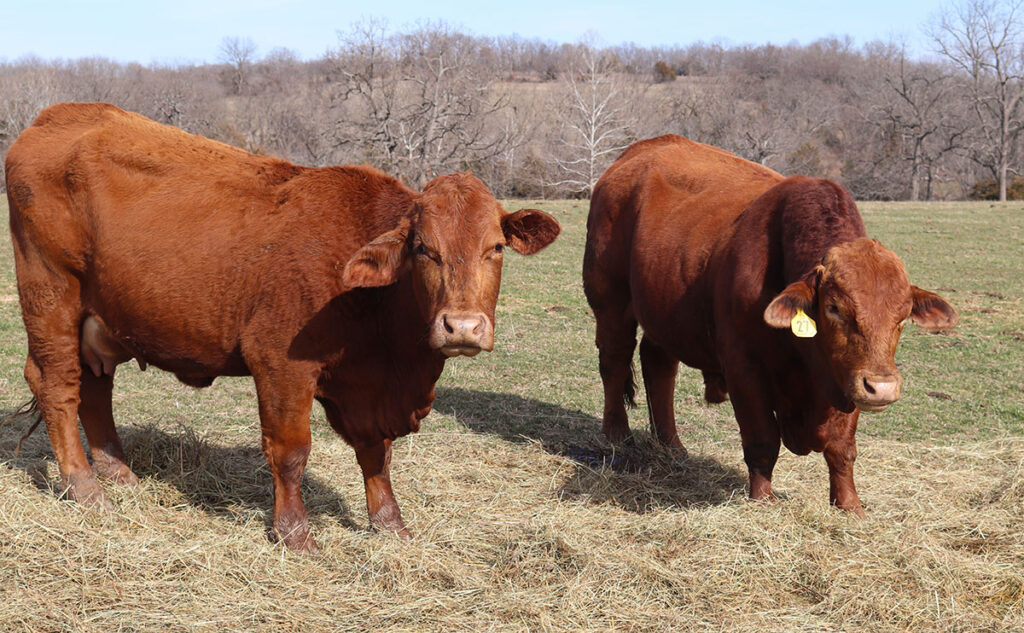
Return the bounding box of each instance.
[0,197,1021,632]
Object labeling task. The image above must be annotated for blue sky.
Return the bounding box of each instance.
[1,1,947,65]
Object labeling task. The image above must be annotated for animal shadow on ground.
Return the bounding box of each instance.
[0,408,358,537]
[433,388,748,513]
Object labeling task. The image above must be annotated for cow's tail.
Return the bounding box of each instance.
[1,398,43,457]
[624,362,637,408]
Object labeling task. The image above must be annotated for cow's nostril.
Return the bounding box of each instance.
[863,377,876,395]
[443,316,455,334]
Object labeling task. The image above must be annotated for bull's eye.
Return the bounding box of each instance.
[826,304,842,320]
[494,243,504,253]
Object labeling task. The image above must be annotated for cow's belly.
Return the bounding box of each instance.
[81,309,248,380]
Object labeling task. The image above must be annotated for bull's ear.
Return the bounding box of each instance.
[763,266,823,328]
[910,286,958,330]
[342,220,411,288]
[502,208,560,255]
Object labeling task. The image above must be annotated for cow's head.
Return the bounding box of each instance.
[342,172,560,357]
[764,238,957,412]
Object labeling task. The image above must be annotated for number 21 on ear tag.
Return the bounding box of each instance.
[791,308,817,338]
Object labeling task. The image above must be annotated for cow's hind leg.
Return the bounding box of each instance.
[252,370,319,552]
[355,439,411,539]
[79,370,138,486]
[639,336,684,450]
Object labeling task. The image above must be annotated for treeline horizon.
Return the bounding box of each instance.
[3,1,1023,202]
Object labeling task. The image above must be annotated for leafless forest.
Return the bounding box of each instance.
[3,0,1024,201]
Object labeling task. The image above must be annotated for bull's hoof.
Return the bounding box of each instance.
[748,477,776,504]
[656,433,688,457]
[62,472,114,512]
[601,427,634,445]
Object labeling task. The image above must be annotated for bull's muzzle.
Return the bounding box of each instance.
[851,371,902,412]
[432,311,494,357]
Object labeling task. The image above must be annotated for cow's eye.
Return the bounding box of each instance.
[494,243,504,254]
[826,304,842,319]
[414,242,439,263]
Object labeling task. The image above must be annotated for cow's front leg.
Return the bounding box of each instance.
[355,439,411,539]
[253,372,319,552]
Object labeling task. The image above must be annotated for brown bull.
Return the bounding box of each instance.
[5,102,560,550]
[583,135,956,513]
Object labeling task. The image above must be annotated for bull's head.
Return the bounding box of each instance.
[764,238,957,412]
[342,172,560,357]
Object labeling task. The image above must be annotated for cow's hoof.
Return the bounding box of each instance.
[62,472,114,512]
[283,532,321,554]
[369,506,411,541]
[273,519,320,553]
[835,500,867,518]
[92,457,140,486]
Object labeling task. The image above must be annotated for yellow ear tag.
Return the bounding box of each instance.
[791,309,817,338]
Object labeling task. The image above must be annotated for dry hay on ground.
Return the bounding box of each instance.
[0,415,1021,632]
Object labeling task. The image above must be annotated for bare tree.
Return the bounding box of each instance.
[550,43,639,196]
[930,0,1024,200]
[329,20,519,185]
[220,36,258,96]
[871,45,966,200]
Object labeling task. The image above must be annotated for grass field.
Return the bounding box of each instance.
[0,197,1021,632]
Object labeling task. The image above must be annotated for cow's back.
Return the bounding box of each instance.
[585,135,782,368]
[6,102,411,377]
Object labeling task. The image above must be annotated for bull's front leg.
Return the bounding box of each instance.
[725,366,781,502]
[355,439,411,539]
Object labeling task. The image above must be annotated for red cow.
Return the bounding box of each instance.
[583,135,956,513]
[5,102,560,550]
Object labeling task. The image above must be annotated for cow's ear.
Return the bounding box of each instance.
[502,208,560,255]
[763,266,822,328]
[343,220,411,288]
[910,286,958,330]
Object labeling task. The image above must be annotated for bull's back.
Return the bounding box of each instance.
[586,135,783,367]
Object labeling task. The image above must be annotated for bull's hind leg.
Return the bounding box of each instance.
[639,336,684,450]
[79,370,138,486]
[355,439,411,539]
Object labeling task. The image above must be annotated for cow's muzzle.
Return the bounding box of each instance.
[432,311,494,357]
[851,371,902,412]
